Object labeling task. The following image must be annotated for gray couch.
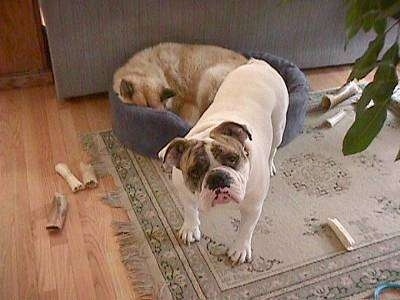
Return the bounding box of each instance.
[40,0,390,99]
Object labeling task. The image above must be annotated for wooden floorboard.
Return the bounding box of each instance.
[0,66,398,299]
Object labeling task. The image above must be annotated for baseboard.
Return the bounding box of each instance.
[0,70,53,90]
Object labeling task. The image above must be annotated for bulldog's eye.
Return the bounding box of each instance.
[226,155,239,165]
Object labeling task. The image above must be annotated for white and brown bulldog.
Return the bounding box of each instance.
[159,59,289,264]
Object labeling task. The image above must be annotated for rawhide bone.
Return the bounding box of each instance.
[321,81,361,110]
[327,217,355,251]
[55,163,84,192]
[79,162,98,188]
[46,193,68,230]
[325,110,347,128]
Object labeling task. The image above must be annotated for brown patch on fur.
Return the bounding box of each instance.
[210,121,252,146]
[211,135,247,170]
[120,79,135,100]
[163,138,190,168]
[180,141,210,192]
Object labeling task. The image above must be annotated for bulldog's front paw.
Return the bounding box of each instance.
[178,222,201,245]
[228,240,252,264]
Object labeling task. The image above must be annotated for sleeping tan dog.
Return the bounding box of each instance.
[113,43,247,125]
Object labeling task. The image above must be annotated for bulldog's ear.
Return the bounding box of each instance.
[160,88,176,101]
[210,121,252,145]
[120,79,135,99]
[162,138,188,169]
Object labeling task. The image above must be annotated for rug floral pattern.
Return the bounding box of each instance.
[90,91,400,299]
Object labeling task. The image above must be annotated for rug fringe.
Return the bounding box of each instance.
[81,133,161,299]
[113,221,161,299]
[81,133,112,178]
[100,188,126,208]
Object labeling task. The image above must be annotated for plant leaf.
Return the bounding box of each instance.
[373,18,387,34]
[343,103,388,155]
[344,0,383,46]
[349,42,399,156]
[380,0,398,10]
[345,0,368,45]
[347,34,385,81]
[355,83,375,116]
[374,42,399,82]
[355,80,397,117]
[362,10,380,32]
[356,43,399,114]
[346,25,363,48]
[380,1,400,18]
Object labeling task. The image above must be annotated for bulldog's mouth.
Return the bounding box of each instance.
[198,185,242,212]
[212,187,240,206]
[198,166,247,212]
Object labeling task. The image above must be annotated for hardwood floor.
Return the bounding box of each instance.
[0,87,134,300]
[0,66,396,299]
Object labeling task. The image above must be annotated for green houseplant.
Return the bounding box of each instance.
[343,0,400,161]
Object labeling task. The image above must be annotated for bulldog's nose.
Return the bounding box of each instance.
[206,170,233,190]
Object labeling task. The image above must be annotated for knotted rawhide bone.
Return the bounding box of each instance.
[55,163,84,192]
[321,81,361,110]
[46,193,68,231]
[327,218,355,251]
[79,162,98,188]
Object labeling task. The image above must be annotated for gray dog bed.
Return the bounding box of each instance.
[109,52,309,158]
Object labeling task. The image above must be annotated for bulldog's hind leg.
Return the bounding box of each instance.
[269,103,287,176]
[269,148,277,176]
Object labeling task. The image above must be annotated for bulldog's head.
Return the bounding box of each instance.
[160,121,252,212]
[116,76,176,110]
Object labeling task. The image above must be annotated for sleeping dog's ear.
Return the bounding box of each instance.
[162,138,188,169]
[120,79,135,99]
[210,121,252,146]
[160,88,176,102]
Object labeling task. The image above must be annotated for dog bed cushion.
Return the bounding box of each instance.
[109,52,309,158]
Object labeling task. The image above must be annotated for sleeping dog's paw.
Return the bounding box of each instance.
[178,222,201,245]
[228,240,252,264]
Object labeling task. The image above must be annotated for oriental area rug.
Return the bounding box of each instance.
[83,89,400,299]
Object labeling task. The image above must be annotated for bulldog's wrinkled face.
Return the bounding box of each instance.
[162,122,252,211]
[117,76,176,109]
